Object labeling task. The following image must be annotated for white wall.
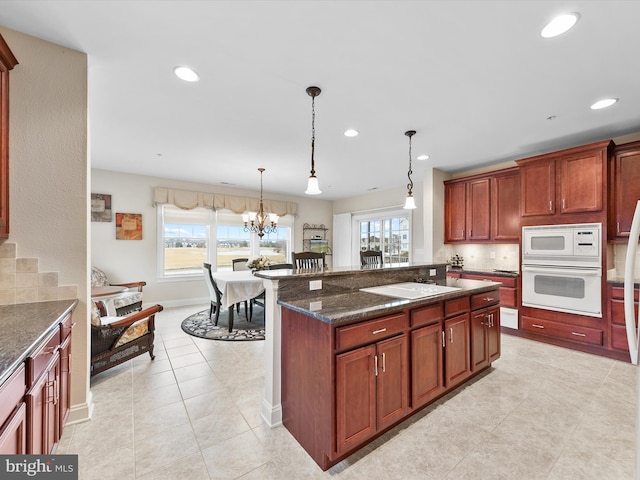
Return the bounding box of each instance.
[0,26,90,422]
[91,169,333,306]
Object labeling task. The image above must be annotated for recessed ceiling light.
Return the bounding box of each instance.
[590,98,618,110]
[417,154,430,160]
[174,66,199,82]
[541,13,579,38]
[344,129,359,137]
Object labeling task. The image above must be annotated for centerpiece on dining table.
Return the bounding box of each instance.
[247,255,272,271]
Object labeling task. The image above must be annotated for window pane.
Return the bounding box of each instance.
[217,225,251,271]
[259,227,290,264]
[163,223,208,274]
[358,215,409,264]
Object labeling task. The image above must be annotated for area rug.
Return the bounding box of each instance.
[181,305,265,341]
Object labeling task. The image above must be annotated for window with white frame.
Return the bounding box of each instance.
[355,209,411,264]
[157,204,293,278]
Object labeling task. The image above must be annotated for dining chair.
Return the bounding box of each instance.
[202,262,248,326]
[360,250,383,266]
[291,252,325,269]
[268,263,294,270]
[232,258,250,271]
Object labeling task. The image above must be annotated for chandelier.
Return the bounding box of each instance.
[403,130,417,209]
[242,168,278,238]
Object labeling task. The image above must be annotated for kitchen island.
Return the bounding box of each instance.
[255,263,501,470]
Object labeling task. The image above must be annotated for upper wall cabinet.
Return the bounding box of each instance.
[517,140,613,224]
[609,141,640,242]
[0,34,18,239]
[444,167,519,244]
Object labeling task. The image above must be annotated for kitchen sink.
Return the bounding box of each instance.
[359,282,461,299]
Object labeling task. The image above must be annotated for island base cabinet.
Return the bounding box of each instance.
[471,306,501,372]
[0,403,26,453]
[26,353,60,454]
[336,334,409,456]
[411,323,445,408]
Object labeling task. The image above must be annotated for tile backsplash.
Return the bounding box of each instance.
[434,244,520,272]
[611,243,640,279]
[0,242,78,305]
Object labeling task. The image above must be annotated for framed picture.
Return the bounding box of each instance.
[91,193,112,222]
[115,213,142,240]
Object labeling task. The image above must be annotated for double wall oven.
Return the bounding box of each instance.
[521,223,602,317]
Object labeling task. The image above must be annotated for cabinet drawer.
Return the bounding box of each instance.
[27,328,61,386]
[60,312,73,341]
[500,287,517,308]
[411,303,443,328]
[336,313,407,351]
[444,297,469,318]
[463,274,517,288]
[610,286,639,301]
[0,364,25,430]
[521,316,603,346]
[471,291,500,310]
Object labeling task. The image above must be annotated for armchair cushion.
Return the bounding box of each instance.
[91,266,146,316]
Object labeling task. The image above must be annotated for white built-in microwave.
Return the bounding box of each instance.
[522,223,601,267]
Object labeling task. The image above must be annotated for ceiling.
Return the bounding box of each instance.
[1,1,639,200]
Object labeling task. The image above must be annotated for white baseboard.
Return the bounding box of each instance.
[65,390,94,425]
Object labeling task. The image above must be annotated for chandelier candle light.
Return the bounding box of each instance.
[305,86,322,195]
[242,168,278,238]
[403,130,417,209]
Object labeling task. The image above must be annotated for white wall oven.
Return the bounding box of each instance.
[521,223,602,317]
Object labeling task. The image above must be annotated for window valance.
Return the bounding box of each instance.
[152,187,298,216]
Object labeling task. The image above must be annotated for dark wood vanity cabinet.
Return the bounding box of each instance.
[0,33,18,239]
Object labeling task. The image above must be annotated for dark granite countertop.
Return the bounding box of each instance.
[607,277,640,288]
[254,262,449,280]
[278,278,501,324]
[447,268,519,278]
[0,299,78,386]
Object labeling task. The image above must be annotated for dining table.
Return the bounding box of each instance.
[210,270,266,332]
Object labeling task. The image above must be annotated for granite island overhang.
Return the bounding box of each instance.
[254,263,502,470]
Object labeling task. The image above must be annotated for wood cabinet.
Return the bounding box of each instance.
[608,285,639,353]
[448,272,518,309]
[471,305,500,371]
[444,168,519,243]
[0,34,18,239]
[281,286,500,471]
[517,140,612,222]
[0,364,26,454]
[335,314,409,454]
[609,141,640,241]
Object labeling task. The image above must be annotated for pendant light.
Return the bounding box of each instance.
[242,168,278,238]
[305,86,322,195]
[403,130,417,209]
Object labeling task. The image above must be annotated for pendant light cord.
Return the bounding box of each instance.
[310,93,316,176]
[406,131,415,196]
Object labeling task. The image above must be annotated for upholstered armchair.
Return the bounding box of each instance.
[91,266,146,316]
[90,301,163,376]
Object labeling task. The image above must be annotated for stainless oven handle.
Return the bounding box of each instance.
[522,266,601,276]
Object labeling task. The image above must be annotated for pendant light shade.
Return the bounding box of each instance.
[403,130,417,209]
[305,86,322,195]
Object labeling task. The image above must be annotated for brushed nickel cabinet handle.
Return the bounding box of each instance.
[532,324,545,329]
[562,199,566,209]
[571,332,586,337]
[442,331,445,348]
[449,327,454,343]
[549,200,553,211]
[381,352,386,373]
[372,328,387,335]
[374,355,378,376]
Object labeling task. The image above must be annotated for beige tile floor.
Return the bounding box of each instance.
[58,304,638,479]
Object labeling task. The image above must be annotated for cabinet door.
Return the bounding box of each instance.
[470,309,489,372]
[558,152,603,214]
[613,145,640,237]
[0,403,26,454]
[520,159,555,216]
[336,345,376,454]
[444,314,470,387]
[26,353,60,454]
[59,334,71,430]
[467,178,490,241]
[376,335,408,431]
[0,35,18,239]
[492,171,520,241]
[487,306,501,362]
[444,182,466,242]
[411,324,444,408]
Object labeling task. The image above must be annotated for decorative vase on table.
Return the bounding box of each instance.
[247,255,272,271]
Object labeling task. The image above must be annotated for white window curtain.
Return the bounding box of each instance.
[332,213,353,267]
[153,187,298,216]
